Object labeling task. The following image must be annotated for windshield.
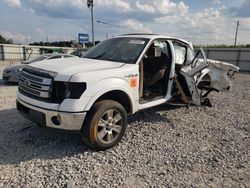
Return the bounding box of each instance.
[22,55,50,64]
[83,37,149,64]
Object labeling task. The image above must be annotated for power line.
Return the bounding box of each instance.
[96,19,134,31]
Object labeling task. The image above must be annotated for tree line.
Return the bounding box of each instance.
[0,35,100,47]
[29,41,100,48]
[1,34,249,48]
[195,44,250,48]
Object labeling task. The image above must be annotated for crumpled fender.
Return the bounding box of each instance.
[198,59,239,91]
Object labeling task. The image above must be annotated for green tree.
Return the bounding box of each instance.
[6,38,13,44]
[0,35,13,44]
[0,35,6,43]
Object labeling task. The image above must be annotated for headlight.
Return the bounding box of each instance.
[5,69,21,74]
[3,69,11,74]
[52,82,87,103]
[13,69,22,73]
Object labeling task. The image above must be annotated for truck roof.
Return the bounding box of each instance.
[116,33,192,46]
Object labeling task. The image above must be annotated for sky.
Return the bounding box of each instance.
[0,0,250,45]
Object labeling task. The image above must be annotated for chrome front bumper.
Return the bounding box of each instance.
[17,99,86,131]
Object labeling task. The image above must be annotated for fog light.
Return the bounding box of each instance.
[51,115,61,126]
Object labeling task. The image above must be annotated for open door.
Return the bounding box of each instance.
[139,40,172,104]
[179,48,208,105]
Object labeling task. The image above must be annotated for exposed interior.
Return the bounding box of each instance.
[138,39,214,105]
[173,47,214,105]
[139,40,172,104]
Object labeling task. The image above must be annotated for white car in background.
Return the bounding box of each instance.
[2,53,78,83]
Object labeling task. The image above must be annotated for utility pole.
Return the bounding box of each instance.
[234,20,240,47]
[87,0,95,46]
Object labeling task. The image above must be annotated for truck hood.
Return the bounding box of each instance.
[28,58,125,81]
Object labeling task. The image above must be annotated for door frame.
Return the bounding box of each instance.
[138,39,176,110]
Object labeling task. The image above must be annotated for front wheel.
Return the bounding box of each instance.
[81,100,127,150]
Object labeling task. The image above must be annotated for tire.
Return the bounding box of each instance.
[81,100,127,150]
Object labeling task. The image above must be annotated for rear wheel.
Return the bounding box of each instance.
[81,100,127,150]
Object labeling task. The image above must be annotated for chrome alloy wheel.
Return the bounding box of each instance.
[97,109,123,144]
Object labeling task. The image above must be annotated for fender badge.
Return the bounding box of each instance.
[124,74,138,78]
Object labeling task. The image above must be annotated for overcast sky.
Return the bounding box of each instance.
[0,0,250,45]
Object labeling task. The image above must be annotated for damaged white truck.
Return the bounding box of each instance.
[16,34,239,150]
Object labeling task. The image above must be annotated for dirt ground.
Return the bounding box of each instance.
[0,61,249,188]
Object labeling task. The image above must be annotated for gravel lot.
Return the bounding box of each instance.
[0,62,249,188]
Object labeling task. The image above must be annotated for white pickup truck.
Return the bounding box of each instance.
[16,34,239,150]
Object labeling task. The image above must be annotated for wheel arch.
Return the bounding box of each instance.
[85,89,134,115]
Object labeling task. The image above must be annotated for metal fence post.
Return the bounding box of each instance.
[1,45,5,61]
[206,49,210,59]
[23,46,26,60]
[236,49,241,66]
[0,45,2,61]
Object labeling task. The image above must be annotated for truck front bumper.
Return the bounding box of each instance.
[17,99,86,131]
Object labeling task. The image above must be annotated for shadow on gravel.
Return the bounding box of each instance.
[0,108,88,165]
[128,103,185,129]
[0,103,184,165]
[129,102,186,119]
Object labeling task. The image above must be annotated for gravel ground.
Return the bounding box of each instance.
[0,62,249,188]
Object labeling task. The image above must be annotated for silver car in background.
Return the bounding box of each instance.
[2,54,77,83]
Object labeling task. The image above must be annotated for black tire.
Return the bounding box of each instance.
[81,100,127,150]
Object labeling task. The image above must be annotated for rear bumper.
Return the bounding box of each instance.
[16,99,86,131]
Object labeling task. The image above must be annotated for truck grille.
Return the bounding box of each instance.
[19,69,53,99]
